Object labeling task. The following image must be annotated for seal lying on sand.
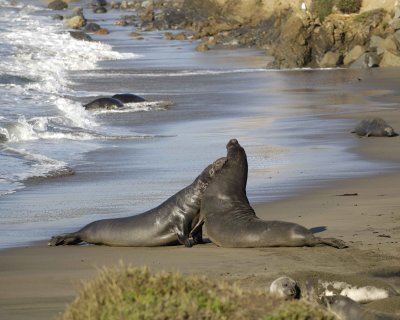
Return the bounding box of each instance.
[112,93,146,103]
[48,157,226,247]
[269,276,300,300]
[322,295,400,320]
[352,118,398,137]
[83,97,124,111]
[191,139,347,249]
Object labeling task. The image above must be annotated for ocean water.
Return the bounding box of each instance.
[0,0,398,248]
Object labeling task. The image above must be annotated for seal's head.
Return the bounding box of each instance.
[225,138,248,187]
[384,127,398,137]
[270,276,300,300]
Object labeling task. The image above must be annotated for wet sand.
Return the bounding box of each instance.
[1,107,399,319]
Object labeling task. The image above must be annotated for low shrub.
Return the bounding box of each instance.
[336,0,362,14]
[311,0,335,21]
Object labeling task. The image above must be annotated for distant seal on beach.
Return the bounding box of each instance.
[112,93,146,103]
[321,295,400,320]
[48,157,226,247]
[191,139,347,249]
[352,118,398,137]
[269,276,300,300]
[83,97,124,111]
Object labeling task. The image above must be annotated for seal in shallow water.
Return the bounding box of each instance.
[352,118,398,137]
[83,97,124,111]
[191,139,347,249]
[112,93,146,103]
[321,295,400,320]
[48,157,226,247]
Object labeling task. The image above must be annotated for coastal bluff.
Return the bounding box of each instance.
[105,0,400,69]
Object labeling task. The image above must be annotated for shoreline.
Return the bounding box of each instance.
[1,168,400,319]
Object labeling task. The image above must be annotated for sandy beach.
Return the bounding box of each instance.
[1,106,399,319]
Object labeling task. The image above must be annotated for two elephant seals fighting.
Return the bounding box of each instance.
[191,139,347,249]
[83,93,145,111]
[48,157,226,247]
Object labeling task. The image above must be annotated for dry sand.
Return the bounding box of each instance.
[1,94,400,319]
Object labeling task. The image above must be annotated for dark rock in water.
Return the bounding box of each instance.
[84,97,124,110]
[112,93,145,103]
[0,132,8,142]
[52,14,64,20]
[84,22,101,33]
[352,118,398,137]
[48,0,68,10]
[93,6,107,14]
[91,0,107,7]
[69,31,93,41]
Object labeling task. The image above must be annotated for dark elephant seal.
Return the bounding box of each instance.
[191,139,347,249]
[112,93,146,103]
[269,276,300,300]
[352,118,398,137]
[48,157,226,247]
[83,97,123,111]
[321,295,400,320]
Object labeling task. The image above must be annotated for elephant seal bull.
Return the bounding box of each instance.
[48,157,226,247]
[191,139,347,249]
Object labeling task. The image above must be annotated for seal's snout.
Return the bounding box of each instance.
[227,138,239,149]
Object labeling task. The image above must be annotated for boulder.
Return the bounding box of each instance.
[48,0,68,10]
[319,51,341,68]
[349,53,368,68]
[66,15,86,29]
[380,50,400,67]
[343,45,365,65]
[69,31,93,41]
[93,6,107,14]
[391,18,400,31]
[95,28,110,35]
[196,42,209,52]
[84,22,101,33]
[91,0,107,7]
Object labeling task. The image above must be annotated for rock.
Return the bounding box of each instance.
[110,1,121,9]
[164,32,174,40]
[84,22,101,33]
[380,50,400,67]
[343,45,365,65]
[48,0,68,10]
[391,18,400,31]
[196,42,209,52]
[115,15,136,26]
[350,53,368,68]
[129,31,142,37]
[319,51,341,68]
[52,14,64,20]
[69,31,93,41]
[91,0,107,7]
[66,15,86,29]
[370,35,384,50]
[174,32,187,40]
[93,6,107,14]
[95,28,110,35]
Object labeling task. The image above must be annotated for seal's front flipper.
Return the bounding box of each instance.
[177,234,192,248]
[48,233,82,246]
[189,218,204,239]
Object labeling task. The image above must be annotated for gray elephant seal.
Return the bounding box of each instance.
[270,276,300,300]
[322,295,400,320]
[83,97,123,111]
[48,157,226,247]
[191,139,347,249]
[112,93,145,103]
[352,118,398,137]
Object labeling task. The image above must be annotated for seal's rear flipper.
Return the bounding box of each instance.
[48,233,82,246]
[317,237,348,249]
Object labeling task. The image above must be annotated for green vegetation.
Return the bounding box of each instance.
[61,265,334,320]
[311,0,335,21]
[311,0,363,21]
[336,0,362,14]
[352,8,387,24]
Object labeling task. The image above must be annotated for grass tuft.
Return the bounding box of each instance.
[61,265,334,320]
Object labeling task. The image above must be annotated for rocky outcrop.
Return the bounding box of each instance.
[114,0,400,69]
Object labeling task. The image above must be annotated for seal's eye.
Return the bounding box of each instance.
[283,283,287,287]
